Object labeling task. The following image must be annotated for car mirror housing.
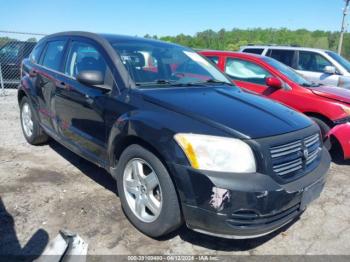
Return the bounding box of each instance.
[324,66,336,75]
[266,76,283,89]
[77,70,105,87]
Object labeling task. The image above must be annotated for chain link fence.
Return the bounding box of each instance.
[0,31,46,95]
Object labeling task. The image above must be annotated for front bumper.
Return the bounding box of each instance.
[169,148,330,239]
[327,123,350,159]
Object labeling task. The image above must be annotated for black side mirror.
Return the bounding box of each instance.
[77,70,104,86]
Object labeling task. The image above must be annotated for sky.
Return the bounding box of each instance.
[0,0,348,38]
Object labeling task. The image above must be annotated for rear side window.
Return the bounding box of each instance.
[298,51,332,73]
[266,49,295,67]
[205,56,219,64]
[41,40,66,71]
[242,48,264,55]
[225,58,271,85]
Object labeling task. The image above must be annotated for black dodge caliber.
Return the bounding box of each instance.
[18,32,330,239]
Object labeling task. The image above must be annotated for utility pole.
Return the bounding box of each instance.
[338,0,350,54]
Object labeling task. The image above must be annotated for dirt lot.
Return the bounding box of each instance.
[0,89,350,257]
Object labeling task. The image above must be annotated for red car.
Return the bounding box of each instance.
[200,50,350,159]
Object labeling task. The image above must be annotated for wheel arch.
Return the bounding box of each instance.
[17,89,27,104]
[303,112,334,128]
[329,134,345,159]
[107,115,189,212]
[112,135,168,169]
[107,112,187,172]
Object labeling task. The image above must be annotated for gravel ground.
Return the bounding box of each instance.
[0,89,350,258]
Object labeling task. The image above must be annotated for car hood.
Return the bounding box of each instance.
[140,86,312,139]
[310,85,350,104]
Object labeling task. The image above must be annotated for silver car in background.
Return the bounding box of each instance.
[240,45,350,88]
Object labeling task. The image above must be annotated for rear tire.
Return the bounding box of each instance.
[116,144,182,237]
[20,96,49,145]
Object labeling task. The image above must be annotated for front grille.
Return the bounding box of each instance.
[270,133,321,179]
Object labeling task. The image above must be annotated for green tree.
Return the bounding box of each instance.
[158,28,350,59]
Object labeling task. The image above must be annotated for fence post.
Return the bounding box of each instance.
[0,62,5,96]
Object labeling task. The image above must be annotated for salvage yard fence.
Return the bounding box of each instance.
[0,30,46,96]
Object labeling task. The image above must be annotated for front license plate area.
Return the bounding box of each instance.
[300,181,325,211]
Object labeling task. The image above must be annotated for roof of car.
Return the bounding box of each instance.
[38,31,187,89]
[42,31,182,48]
[240,45,331,53]
[199,49,264,59]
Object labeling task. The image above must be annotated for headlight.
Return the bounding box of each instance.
[341,105,350,116]
[174,133,256,173]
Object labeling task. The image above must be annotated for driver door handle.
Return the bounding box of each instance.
[85,94,93,105]
[29,69,37,77]
[56,81,68,90]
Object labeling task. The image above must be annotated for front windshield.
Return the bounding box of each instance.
[262,56,315,87]
[0,43,21,59]
[111,40,231,87]
[326,51,350,73]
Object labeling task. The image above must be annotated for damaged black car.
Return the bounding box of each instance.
[18,32,330,239]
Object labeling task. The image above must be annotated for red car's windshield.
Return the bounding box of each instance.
[326,51,350,73]
[262,56,319,87]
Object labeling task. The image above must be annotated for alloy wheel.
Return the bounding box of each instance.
[123,158,162,223]
[21,102,33,138]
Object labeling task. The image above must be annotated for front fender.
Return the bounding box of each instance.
[106,110,202,207]
[107,110,188,170]
[106,107,232,206]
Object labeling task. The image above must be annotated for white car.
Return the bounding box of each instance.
[240,45,350,88]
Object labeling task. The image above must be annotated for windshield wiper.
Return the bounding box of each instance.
[136,80,206,87]
[135,79,178,86]
[154,79,174,85]
[300,82,322,87]
[300,83,312,87]
[135,79,233,88]
[311,82,322,87]
[201,79,234,86]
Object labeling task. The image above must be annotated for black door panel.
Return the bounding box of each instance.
[35,39,67,131]
[54,39,114,161]
[55,74,108,158]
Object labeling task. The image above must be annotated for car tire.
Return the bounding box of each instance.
[20,96,49,145]
[310,117,331,139]
[116,144,182,237]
